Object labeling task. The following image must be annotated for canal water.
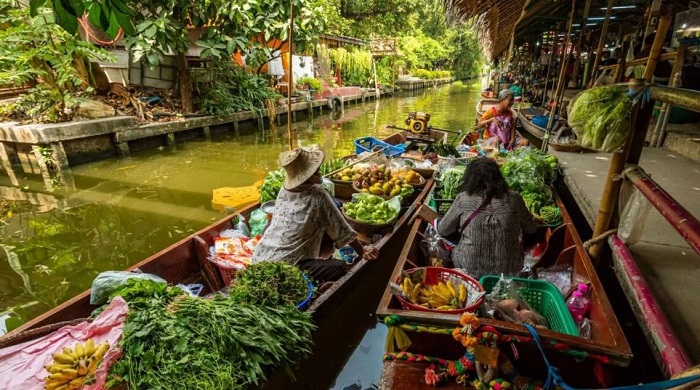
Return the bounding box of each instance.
[0,82,481,387]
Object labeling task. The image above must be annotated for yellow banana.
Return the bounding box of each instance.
[436,305,454,311]
[412,283,421,301]
[47,373,73,382]
[45,363,73,373]
[45,381,68,390]
[67,377,84,390]
[62,347,79,361]
[87,356,98,374]
[92,342,110,360]
[446,281,457,297]
[76,360,88,376]
[59,368,78,380]
[52,353,75,365]
[84,339,95,357]
[440,282,454,298]
[74,343,85,359]
[459,284,467,304]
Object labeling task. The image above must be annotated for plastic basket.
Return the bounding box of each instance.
[396,267,484,314]
[479,276,578,336]
[207,256,247,285]
[354,136,407,157]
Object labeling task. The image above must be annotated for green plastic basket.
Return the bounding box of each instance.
[479,276,579,336]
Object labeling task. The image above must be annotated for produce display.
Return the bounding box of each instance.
[103,278,315,389]
[343,193,400,225]
[45,339,110,389]
[330,164,415,197]
[401,277,468,311]
[259,169,286,203]
[437,166,466,200]
[434,141,460,157]
[319,158,348,176]
[500,148,561,224]
[568,85,632,152]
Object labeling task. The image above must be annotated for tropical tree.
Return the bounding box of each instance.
[30,0,327,113]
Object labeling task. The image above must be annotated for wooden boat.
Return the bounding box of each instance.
[517,108,590,153]
[0,133,438,349]
[376,187,632,388]
[480,91,494,99]
[476,98,499,117]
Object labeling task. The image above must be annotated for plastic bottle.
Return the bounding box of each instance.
[577,283,590,314]
[566,291,587,324]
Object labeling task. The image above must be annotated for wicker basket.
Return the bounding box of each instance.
[396,267,484,314]
[331,179,358,199]
[351,183,414,200]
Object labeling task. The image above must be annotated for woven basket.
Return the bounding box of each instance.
[330,179,357,199]
[343,213,397,235]
[396,267,484,314]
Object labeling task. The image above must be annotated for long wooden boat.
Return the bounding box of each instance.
[516,108,590,153]
[476,98,499,118]
[0,132,437,349]
[376,187,632,389]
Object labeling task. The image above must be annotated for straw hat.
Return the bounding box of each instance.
[279,146,325,190]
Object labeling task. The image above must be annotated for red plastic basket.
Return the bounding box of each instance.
[207,256,247,285]
[396,267,484,314]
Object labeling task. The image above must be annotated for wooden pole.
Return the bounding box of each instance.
[613,36,631,82]
[542,0,576,151]
[642,0,662,51]
[589,18,670,258]
[287,0,294,151]
[571,0,593,89]
[588,0,615,89]
[653,44,686,147]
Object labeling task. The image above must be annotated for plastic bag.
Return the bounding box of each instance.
[618,183,652,246]
[535,264,573,296]
[419,223,453,267]
[321,177,335,197]
[90,271,166,305]
[484,274,548,328]
[175,283,204,297]
[567,85,632,152]
[578,318,592,339]
[249,208,270,236]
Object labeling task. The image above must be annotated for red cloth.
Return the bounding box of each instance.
[0,297,128,390]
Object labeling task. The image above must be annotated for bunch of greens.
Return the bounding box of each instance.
[229,261,309,306]
[105,279,315,389]
[437,166,466,200]
[568,85,632,152]
[259,169,287,203]
[320,158,348,176]
[500,148,559,218]
[539,205,562,226]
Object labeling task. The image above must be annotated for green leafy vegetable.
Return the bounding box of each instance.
[259,169,286,203]
[229,261,309,306]
[500,148,559,216]
[539,205,562,226]
[437,166,466,200]
[568,85,632,152]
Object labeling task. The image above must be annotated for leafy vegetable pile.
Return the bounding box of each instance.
[500,148,561,224]
[104,277,314,389]
[259,169,286,203]
[539,205,562,226]
[568,85,632,152]
[343,193,400,225]
[437,166,466,200]
[229,261,309,306]
[320,158,348,176]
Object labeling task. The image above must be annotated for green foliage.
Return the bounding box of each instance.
[327,47,373,86]
[410,69,451,80]
[0,3,111,122]
[338,0,422,38]
[296,76,323,92]
[196,61,281,116]
[228,262,309,307]
[446,27,484,80]
[398,33,450,71]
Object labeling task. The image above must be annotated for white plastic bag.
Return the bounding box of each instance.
[618,183,652,246]
[90,271,166,305]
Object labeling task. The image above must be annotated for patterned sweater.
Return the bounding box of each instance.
[437,191,537,279]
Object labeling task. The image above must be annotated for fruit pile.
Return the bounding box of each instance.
[392,168,425,187]
[401,277,468,311]
[343,194,400,225]
[331,164,417,198]
[45,339,110,389]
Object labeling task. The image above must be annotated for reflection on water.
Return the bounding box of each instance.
[0,82,480,336]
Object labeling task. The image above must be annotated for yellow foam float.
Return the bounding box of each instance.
[211,179,263,213]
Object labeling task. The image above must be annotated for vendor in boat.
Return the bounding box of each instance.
[508,80,523,103]
[252,146,379,283]
[477,89,530,150]
[437,158,537,279]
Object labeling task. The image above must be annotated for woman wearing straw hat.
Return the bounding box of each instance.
[252,146,379,283]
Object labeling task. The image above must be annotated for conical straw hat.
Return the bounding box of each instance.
[279,146,325,190]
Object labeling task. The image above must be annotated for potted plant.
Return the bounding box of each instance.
[296,76,323,92]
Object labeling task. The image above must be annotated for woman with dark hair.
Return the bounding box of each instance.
[437,158,537,279]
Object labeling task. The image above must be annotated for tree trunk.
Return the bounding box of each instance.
[175,52,193,113]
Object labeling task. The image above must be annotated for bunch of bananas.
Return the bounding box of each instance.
[44,339,110,390]
[401,277,468,311]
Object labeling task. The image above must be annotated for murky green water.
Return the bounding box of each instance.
[0,82,481,341]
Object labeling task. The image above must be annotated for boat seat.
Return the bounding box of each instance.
[532,224,568,270]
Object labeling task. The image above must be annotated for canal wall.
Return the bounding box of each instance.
[0,79,454,186]
[394,77,453,92]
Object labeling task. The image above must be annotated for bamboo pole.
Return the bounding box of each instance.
[588,0,615,89]
[542,0,576,151]
[588,18,670,259]
[287,0,295,151]
[612,36,631,82]
[642,0,662,51]
[571,0,593,88]
[650,44,686,147]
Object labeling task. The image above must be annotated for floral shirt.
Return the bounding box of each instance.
[252,183,356,264]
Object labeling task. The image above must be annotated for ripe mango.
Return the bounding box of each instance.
[369,187,385,196]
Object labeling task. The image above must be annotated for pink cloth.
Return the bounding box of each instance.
[0,297,128,390]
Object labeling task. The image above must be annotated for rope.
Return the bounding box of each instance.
[523,323,700,390]
[77,15,124,45]
[582,229,618,250]
[384,351,451,366]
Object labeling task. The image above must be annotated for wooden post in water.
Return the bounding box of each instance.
[589,18,670,259]
[286,0,294,151]
[588,0,615,89]
[542,0,576,151]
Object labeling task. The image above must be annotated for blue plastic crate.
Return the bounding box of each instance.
[532,115,557,129]
[354,137,406,157]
